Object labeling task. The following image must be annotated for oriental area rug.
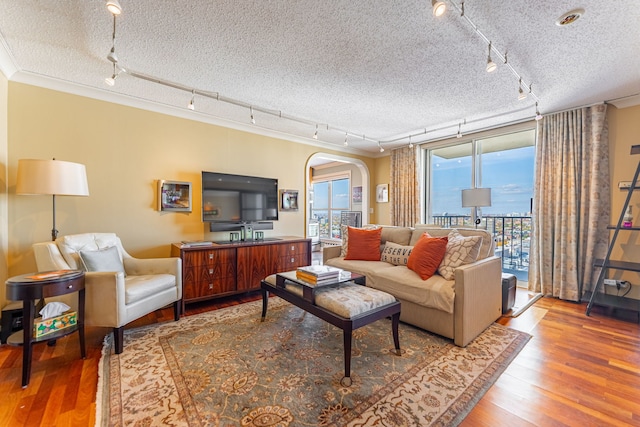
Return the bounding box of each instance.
[96,298,530,426]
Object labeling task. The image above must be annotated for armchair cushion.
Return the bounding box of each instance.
[125,274,177,304]
[79,246,125,275]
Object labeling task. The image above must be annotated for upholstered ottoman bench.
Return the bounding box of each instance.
[261,273,401,386]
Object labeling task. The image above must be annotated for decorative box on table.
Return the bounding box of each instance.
[33,311,77,338]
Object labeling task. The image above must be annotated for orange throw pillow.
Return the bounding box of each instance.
[344,226,382,261]
[407,233,448,280]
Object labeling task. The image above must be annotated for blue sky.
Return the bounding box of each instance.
[432,146,535,216]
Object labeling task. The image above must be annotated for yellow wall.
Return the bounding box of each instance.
[373,155,391,224]
[0,70,8,309]
[608,104,640,298]
[5,83,375,282]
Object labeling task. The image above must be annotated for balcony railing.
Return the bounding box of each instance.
[432,215,531,281]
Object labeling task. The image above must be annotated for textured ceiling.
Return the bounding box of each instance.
[0,0,639,154]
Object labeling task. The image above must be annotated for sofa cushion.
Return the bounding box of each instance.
[380,242,413,266]
[373,265,455,313]
[345,226,382,261]
[410,227,494,259]
[340,225,380,257]
[380,226,413,246]
[407,233,448,280]
[79,246,125,275]
[438,230,483,280]
[324,257,394,289]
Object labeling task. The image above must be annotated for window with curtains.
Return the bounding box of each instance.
[310,175,350,239]
[423,127,536,281]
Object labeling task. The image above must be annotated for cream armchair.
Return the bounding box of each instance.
[33,233,182,354]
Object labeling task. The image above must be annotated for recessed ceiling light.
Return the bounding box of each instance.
[556,8,585,26]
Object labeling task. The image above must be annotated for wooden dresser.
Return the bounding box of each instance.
[171,236,311,310]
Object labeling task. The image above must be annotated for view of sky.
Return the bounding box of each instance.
[431,146,535,216]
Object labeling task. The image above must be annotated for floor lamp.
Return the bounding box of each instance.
[462,188,491,228]
[16,159,90,241]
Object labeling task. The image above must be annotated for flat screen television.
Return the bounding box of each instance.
[202,171,278,227]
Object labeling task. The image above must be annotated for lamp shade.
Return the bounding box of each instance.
[461,188,491,207]
[16,159,89,196]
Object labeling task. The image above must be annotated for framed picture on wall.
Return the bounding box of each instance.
[352,186,362,203]
[280,189,299,211]
[376,184,389,203]
[158,180,192,212]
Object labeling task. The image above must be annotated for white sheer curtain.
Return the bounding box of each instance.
[390,146,419,227]
[529,104,610,301]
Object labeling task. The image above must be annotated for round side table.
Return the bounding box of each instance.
[5,270,85,388]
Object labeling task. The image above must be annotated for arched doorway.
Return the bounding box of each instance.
[305,153,370,247]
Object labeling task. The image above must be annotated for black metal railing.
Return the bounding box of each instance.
[432,215,531,281]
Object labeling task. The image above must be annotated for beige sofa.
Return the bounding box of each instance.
[323,226,502,347]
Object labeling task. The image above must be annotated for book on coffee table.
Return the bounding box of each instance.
[296,265,342,284]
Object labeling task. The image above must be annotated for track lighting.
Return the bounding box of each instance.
[408,135,413,149]
[535,102,543,121]
[344,133,348,146]
[518,78,527,101]
[105,63,120,86]
[379,142,385,153]
[188,90,195,110]
[106,0,122,15]
[432,0,446,17]
[457,122,463,138]
[107,46,118,64]
[313,124,318,140]
[250,107,256,124]
[486,42,497,73]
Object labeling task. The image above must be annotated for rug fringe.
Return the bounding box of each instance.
[94,333,112,427]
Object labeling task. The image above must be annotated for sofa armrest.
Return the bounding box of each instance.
[124,257,181,277]
[322,245,342,264]
[453,256,502,347]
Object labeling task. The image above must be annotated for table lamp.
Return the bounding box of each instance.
[16,159,90,241]
[461,188,491,228]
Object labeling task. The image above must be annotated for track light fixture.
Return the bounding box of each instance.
[106,0,122,15]
[313,124,318,140]
[486,42,497,73]
[535,102,543,121]
[378,142,385,153]
[432,0,446,17]
[344,133,348,146]
[408,135,413,149]
[457,122,463,138]
[250,107,256,124]
[518,78,527,101]
[188,90,195,110]
[105,63,120,86]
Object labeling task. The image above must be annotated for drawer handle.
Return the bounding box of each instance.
[291,257,295,263]
[67,285,73,289]
[209,283,213,289]
[291,245,295,251]
[209,254,213,259]
[209,269,213,274]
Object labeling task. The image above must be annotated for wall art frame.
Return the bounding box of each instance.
[279,189,299,211]
[376,183,389,203]
[158,180,192,212]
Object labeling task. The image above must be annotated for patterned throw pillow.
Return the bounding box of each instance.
[438,230,483,280]
[380,242,413,266]
[340,224,380,257]
[407,233,448,280]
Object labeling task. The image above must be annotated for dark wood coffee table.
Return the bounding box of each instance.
[261,269,400,386]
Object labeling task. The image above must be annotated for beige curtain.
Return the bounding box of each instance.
[529,104,610,301]
[390,146,419,227]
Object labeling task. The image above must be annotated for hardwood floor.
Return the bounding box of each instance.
[1,292,638,426]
